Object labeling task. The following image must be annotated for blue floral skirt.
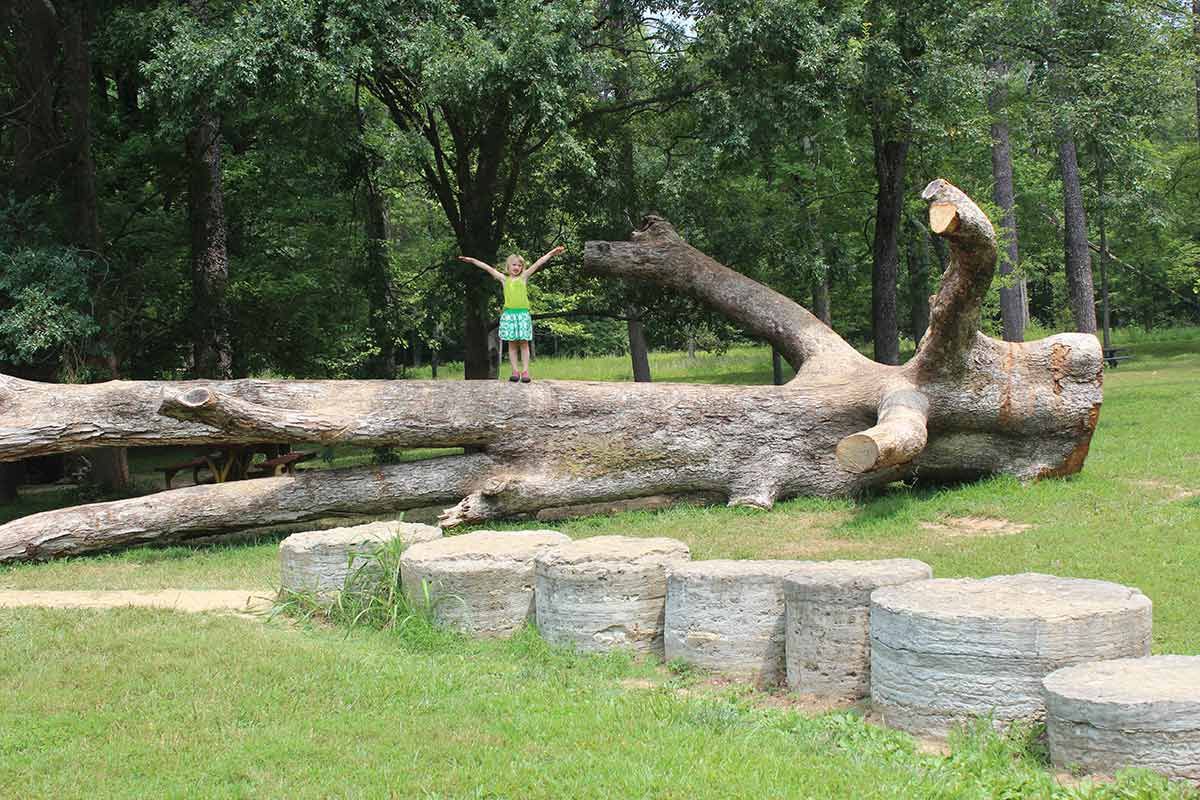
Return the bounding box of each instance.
[499,309,533,341]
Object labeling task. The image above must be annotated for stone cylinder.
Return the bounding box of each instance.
[400,529,570,637]
[870,573,1153,737]
[1044,656,1200,783]
[280,520,441,596]
[783,559,933,700]
[535,535,690,655]
[664,560,809,684]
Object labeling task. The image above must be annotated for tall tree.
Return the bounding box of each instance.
[355,85,399,380]
[185,0,233,379]
[856,0,934,363]
[332,1,609,378]
[61,0,132,490]
[1057,131,1097,332]
[987,61,1030,341]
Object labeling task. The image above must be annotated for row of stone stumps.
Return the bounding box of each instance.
[279,523,1199,786]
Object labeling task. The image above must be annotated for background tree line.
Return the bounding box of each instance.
[2,0,1198,437]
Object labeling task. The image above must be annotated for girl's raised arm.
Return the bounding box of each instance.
[457,256,504,282]
[523,245,566,280]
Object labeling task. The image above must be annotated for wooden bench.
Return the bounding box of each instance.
[1104,347,1133,368]
[246,450,316,478]
[158,457,212,489]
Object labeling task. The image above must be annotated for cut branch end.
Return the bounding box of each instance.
[929,202,960,235]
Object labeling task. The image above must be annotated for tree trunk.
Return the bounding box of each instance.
[1095,144,1111,350]
[8,0,61,199]
[462,268,493,380]
[0,461,23,504]
[988,63,1029,342]
[626,306,652,382]
[186,112,233,378]
[871,125,909,365]
[362,171,396,379]
[61,1,132,492]
[0,181,1105,562]
[771,347,784,386]
[906,219,931,344]
[811,275,832,327]
[1058,131,1097,333]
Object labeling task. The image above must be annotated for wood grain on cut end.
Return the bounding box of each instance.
[929,202,960,235]
[836,387,929,474]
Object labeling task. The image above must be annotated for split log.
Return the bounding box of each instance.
[0,180,1104,562]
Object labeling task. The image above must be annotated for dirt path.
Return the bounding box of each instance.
[0,589,273,615]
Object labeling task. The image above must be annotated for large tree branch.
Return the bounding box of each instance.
[584,216,868,374]
[0,454,493,562]
[836,384,929,473]
[910,179,998,378]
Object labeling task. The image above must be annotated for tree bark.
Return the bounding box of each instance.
[0,455,493,562]
[988,63,1029,342]
[870,125,909,365]
[811,275,832,327]
[186,112,233,378]
[362,170,397,379]
[1095,144,1111,350]
[1058,131,1098,333]
[626,306,652,382]
[0,181,1105,562]
[60,0,132,492]
[906,219,931,344]
[771,347,784,386]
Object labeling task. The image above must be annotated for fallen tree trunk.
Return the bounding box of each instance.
[0,180,1104,562]
[0,454,492,562]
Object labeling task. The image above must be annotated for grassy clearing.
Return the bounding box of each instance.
[0,329,1197,797]
[1,608,1191,799]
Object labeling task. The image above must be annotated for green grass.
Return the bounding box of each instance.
[408,343,796,384]
[1,609,1191,799]
[1,328,1198,797]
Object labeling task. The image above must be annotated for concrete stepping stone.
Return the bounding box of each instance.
[1044,656,1200,783]
[280,520,441,596]
[400,530,570,637]
[535,535,690,655]
[664,560,807,684]
[784,559,932,700]
[870,573,1152,737]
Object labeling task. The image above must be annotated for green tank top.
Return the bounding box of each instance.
[503,276,529,310]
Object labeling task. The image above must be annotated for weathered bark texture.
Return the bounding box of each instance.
[1058,132,1098,333]
[988,65,1029,342]
[0,180,1105,562]
[0,454,491,562]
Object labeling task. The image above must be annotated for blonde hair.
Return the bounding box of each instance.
[505,254,526,272]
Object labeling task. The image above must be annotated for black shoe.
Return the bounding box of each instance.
[509,374,519,382]
[520,373,531,383]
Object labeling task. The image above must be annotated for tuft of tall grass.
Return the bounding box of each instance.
[273,538,457,649]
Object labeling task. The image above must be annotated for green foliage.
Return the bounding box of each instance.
[0,200,101,378]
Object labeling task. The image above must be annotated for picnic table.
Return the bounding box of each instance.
[1103,347,1133,368]
[158,445,315,489]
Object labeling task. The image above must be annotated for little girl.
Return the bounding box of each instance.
[457,245,565,382]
